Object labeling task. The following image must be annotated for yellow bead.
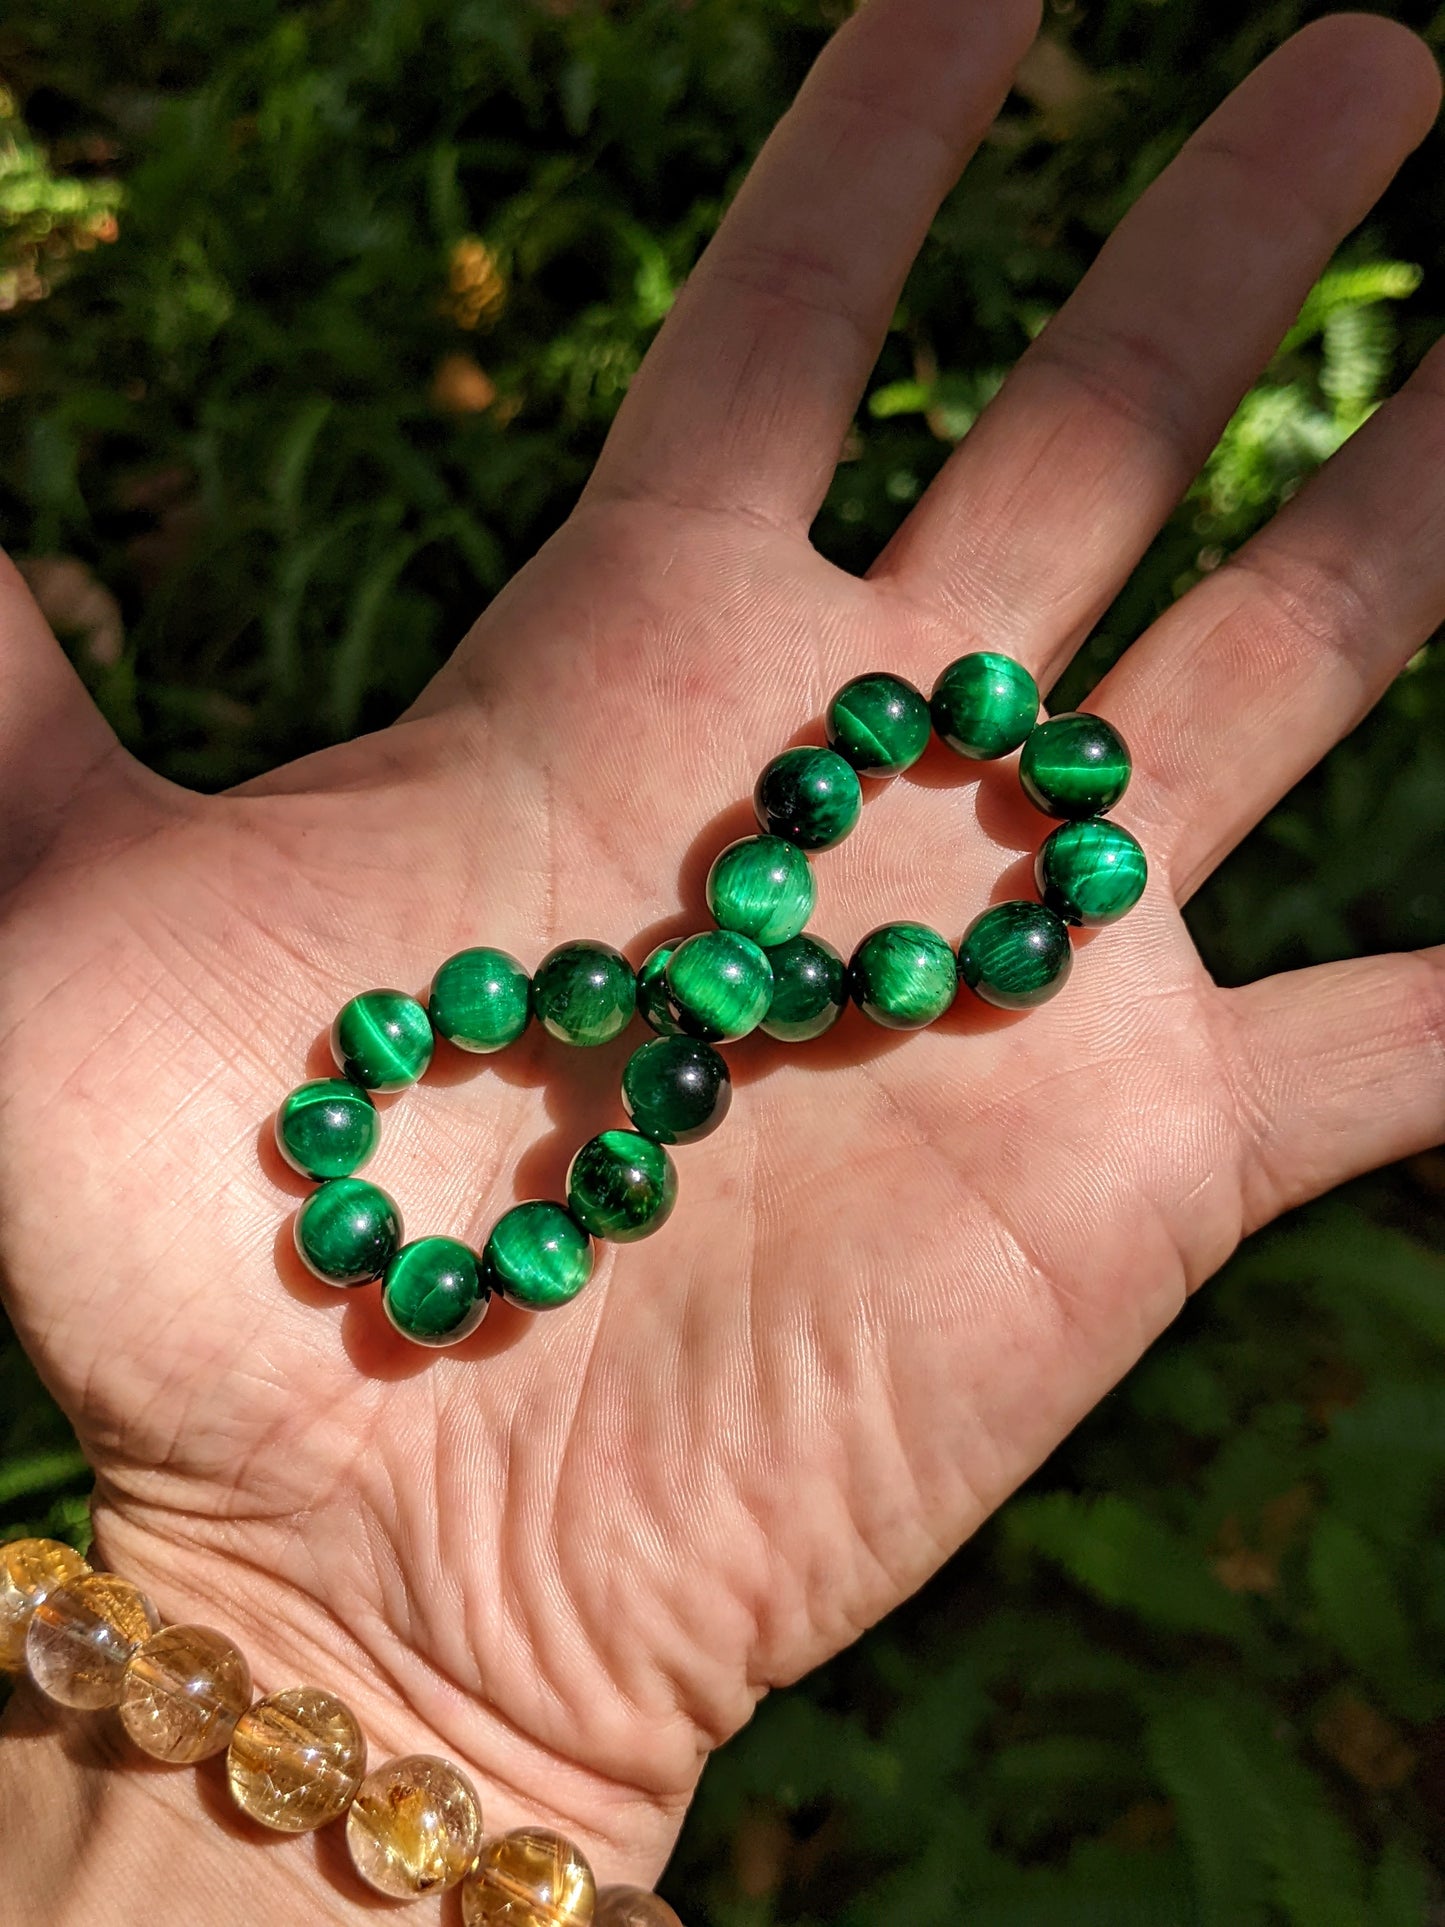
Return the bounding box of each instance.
[227,1687,366,1832]
[0,1538,89,1673]
[461,1827,597,1925]
[25,1571,160,1709]
[346,1753,485,1898]
[119,1623,252,1763]
[596,1890,684,1927]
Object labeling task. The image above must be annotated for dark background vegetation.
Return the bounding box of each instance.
[2,1,1444,1920]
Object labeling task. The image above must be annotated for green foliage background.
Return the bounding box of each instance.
[2,2,1444,1920]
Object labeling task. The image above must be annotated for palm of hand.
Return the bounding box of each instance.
[3,0,1443,1886]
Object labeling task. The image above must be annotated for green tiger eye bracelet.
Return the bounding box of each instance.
[271,654,1142,1346]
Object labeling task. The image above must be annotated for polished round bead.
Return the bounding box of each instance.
[1036,819,1148,926]
[706,835,814,946]
[663,929,773,1043]
[25,1572,161,1709]
[429,947,531,1054]
[761,933,848,1042]
[532,941,636,1047]
[753,745,862,850]
[461,1826,597,1927]
[567,1130,678,1243]
[383,1237,490,1346]
[295,1177,402,1285]
[483,1201,595,1311]
[958,900,1073,1009]
[275,1078,379,1180]
[636,941,683,1037]
[227,1687,366,1832]
[849,923,957,1030]
[622,1036,732,1145]
[119,1623,252,1762]
[597,1890,685,1927]
[347,1753,485,1898]
[331,989,434,1091]
[1019,711,1132,818]
[0,1538,89,1673]
[826,671,931,777]
[929,651,1039,760]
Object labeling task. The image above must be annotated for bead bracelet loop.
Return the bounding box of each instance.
[1,1536,683,1922]
[272,651,1147,1346]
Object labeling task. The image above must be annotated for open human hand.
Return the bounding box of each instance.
[2,2,1443,1916]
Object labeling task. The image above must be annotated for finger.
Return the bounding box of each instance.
[586,0,1042,527]
[873,14,1440,678]
[1096,335,1445,897]
[0,550,126,878]
[1224,947,1445,1232]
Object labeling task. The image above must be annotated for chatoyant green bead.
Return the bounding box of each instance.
[428,947,531,1053]
[622,1036,732,1145]
[330,990,434,1092]
[753,746,862,850]
[706,836,814,946]
[482,1202,594,1311]
[1019,711,1132,819]
[930,652,1039,760]
[636,941,683,1036]
[275,1079,379,1180]
[849,923,957,1030]
[532,940,636,1047]
[567,1130,678,1243]
[1036,819,1148,926]
[382,1237,489,1346]
[958,900,1073,1009]
[663,930,773,1043]
[826,672,931,778]
[295,1178,402,1286]
[761,934,847,1042]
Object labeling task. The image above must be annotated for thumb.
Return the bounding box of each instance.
[0,549,143,888]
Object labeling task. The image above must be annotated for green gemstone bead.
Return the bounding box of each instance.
[295,1177,402,1286]
[428,947,531,1053]
[532,941,636,1047]
[636,941,684,1036]
[566,1130,678,1243]
[275,1079,379,1180]
[825,672,931,778]
[706,836,815,947]
[382,1236,489,1346]
[1019,712,1132,819]
[849,923,957,1030]
[482,1202,594,1311]
[958,900,1073,1009]
[753,746,862,850]
[663,930,774,1043]
[761,934,847,1042]
[930,652,1039,760]
[1036,819,1148,926]
[622,1036,732,1145]
[330,990,434,1092]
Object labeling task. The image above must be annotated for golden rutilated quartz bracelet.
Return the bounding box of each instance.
[1,1537,683,1923]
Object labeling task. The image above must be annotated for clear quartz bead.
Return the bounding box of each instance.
[0,1538,89,1673]
[120,1623,252,1762]
[461,1827,597,1925]
[25,1572,160,1709]
[226,1687,366,1832]
[346,1753,484,1897]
